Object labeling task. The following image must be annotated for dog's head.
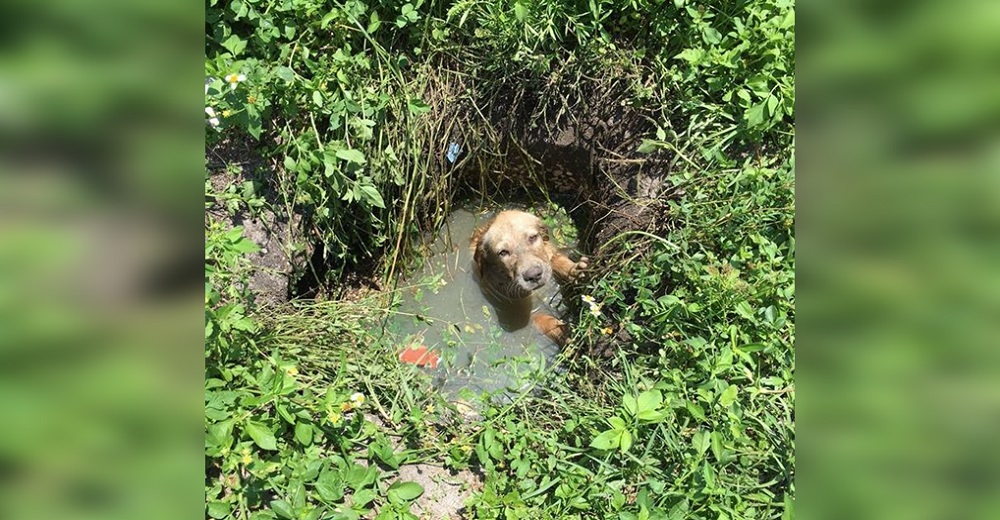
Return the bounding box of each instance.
[472,210,554,301]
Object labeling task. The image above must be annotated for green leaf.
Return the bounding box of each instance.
[686,401,706,421]
[206,419,234,452]
[352,488,376,507]
[767,94,780,116]
[367,11,382,33]
[312,90,324,107]
[294,422,313,446]
[746,101,766,128]
[719,384,738,408]
[636,409,667,423]
[608,416,627,430]
[482,427,502,461]
[408,98,431,115]
[514,2,528,21]
[782,493,795,520]
[702,26,722,45]
[336,148,366,164]
[591,429,620,450]
[387,481,424,503]
[344,463,377,489]
[330,508,360,520]
[316,470,345,502]
[231,237,260,254]
[619,429,633,453]
[636,139,663,154]
[701,461,716,490]
[674,48,704,65]
[636,390,663,414]
[622,394,638,416]
[735,301,754,320]
[207,501,231,519]
[221,35,247,56]
[274,66,294,83]
[270,499,294,519]
[247,113,262,139]
[692,430,710,456]
[710,430,724,462]
[245,420,277,451]
[369,437,400,469]
[321,11,338,29]
[358,184,385,209]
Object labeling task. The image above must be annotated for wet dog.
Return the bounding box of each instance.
[470,210,588,344]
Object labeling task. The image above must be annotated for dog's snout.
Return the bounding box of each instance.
[522,265,544,284]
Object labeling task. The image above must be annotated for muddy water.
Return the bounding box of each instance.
[388,208,574,401]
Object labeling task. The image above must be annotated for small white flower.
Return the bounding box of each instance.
[581,295,596,305]
[225,73,247,90]
[349,392,365,406]
[205,107,220,128]
[589,305,602,317]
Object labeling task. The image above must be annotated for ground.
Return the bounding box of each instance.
[393,463,482,519]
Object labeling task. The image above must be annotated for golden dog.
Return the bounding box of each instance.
[470,210,589,344]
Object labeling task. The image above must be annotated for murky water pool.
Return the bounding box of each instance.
[387,207,577,401]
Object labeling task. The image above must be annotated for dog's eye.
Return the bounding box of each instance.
[528,233,539,243]
[498,249,510,258]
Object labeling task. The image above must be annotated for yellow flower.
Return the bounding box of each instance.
[424,403,435,414]
[225,73,246,90]
[601,327,613,335]
[328,412,342,426]
[222,109,234,118]
[285,366,298,376]
[241,452,252,465]
[349,392,365,407]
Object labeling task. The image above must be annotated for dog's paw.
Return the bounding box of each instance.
[532,313,568,345]
[569,256,590,280]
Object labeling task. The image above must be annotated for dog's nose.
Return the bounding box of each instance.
[522,265,543,284]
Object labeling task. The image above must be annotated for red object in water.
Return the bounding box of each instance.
[399,344,440,369]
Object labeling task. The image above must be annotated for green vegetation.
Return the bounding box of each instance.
[206,0,794,519]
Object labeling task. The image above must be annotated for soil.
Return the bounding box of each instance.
[206,136,309,305]
[393,463,482,519]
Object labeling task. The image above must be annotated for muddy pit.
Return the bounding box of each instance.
[385,206,584,402]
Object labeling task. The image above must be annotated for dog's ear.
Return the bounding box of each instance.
[470,219,492,277]
[537,217,551,243]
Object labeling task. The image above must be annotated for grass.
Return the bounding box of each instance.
[206,0,794,518]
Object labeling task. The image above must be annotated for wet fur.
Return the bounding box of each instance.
[470,210,589,344]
